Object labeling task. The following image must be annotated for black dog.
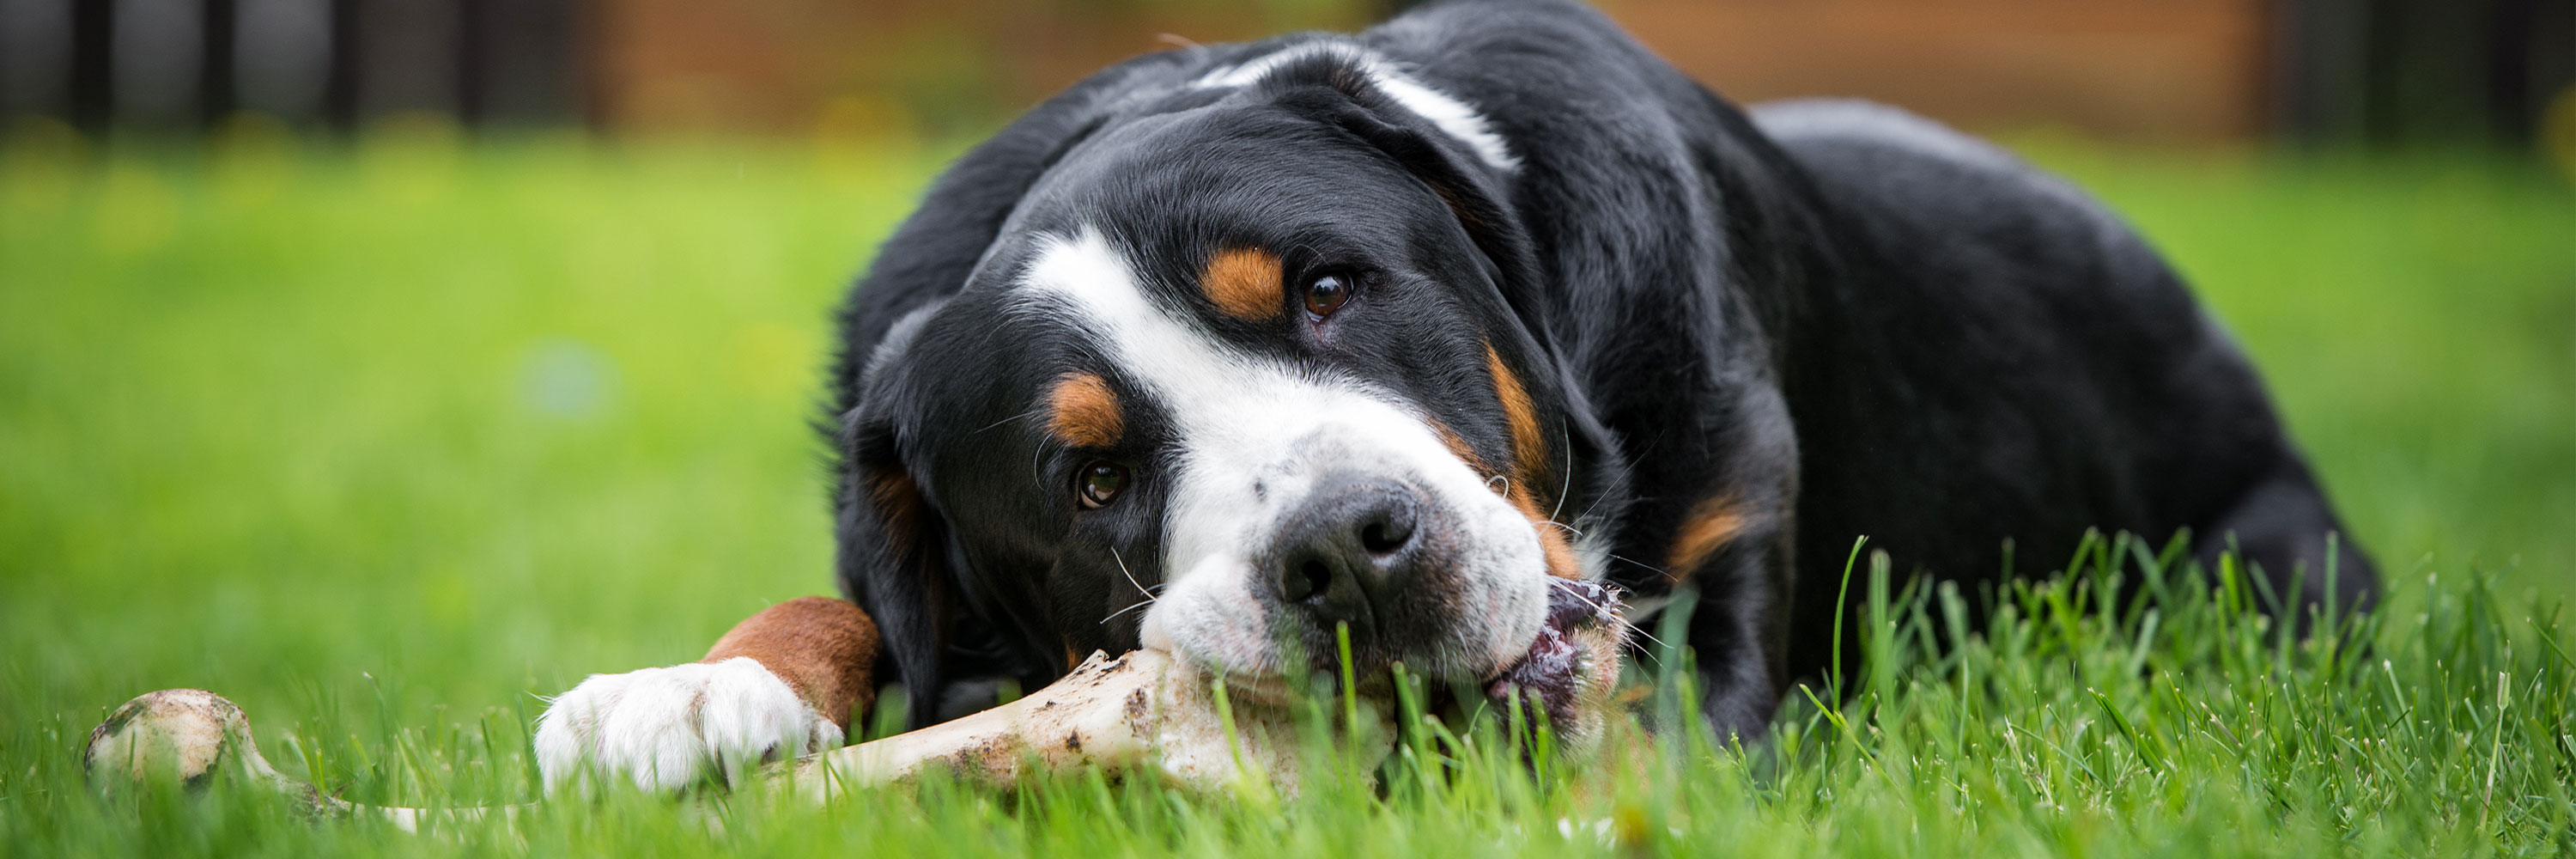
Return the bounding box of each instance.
[536,0,2374,789]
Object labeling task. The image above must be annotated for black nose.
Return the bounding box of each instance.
[1268,475,1424,639]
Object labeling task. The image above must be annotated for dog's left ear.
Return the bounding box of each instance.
[832,302,970,731]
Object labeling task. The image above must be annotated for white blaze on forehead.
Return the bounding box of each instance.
[1018,228,1546,675]
[1193,40,1520,173]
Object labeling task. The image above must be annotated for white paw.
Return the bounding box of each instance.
[533,657,842,793]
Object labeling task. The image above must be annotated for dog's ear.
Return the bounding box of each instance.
[834,50,1200,399]
[833,310,958,730]
[1266,62,1551,342]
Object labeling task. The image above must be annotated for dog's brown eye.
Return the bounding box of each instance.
[1078,461,1128,509]
[1303,273,1352,318]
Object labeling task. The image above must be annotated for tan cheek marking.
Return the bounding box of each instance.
[1484,343,1547,496]
[1512,492,1586,580]
[1430,420,1487,472]
[1046,373,1124,449]
[1667,495,1754,578]
[1201,247,1284,321]
[1432,419,1582,581]
[702,596,883,729]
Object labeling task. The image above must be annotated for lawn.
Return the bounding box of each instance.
[2,119,2570,856]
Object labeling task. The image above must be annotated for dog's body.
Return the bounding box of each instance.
[534,0,2374,790]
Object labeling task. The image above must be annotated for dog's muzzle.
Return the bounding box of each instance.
[1259,471,1446,657]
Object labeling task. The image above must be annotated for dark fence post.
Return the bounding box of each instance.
[2276,0,2576,148]
[70,0,112,130]
[199,0,234,126]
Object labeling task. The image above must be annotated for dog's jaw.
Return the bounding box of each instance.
[1485,578,1626,733]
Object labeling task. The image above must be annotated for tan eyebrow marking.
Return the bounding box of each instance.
[1200,247,1285,321]
[1046,372,1124,448]
[1667,494,1754,578]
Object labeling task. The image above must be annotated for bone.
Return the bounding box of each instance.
[777,579,1631,797]
[81,650,1390,819]
[87,581,1627,814]
[772,648,1392,800]
[82,688,516,832]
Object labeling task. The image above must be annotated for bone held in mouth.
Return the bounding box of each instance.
[771,578,1625,795]
[770,648,1390,799]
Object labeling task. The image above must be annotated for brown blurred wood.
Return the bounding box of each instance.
[5,0,2562,143]
[586,0,1366,136]
[1601,0,2271,143]
[579,0,2281,143]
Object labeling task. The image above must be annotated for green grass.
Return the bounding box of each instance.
[3,121,2570,856]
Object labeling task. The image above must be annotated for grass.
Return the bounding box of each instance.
[2,119,2570,856]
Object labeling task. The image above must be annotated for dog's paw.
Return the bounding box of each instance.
[533,657,842,793]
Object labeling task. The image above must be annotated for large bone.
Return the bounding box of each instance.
[86,580,1628,815]
[83,649,1384,821]
[782,578,1635,795]
[772,648,1391,799]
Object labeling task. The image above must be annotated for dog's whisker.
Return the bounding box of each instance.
[1547,416,1575,522]
[1620,620,1669,651]
[1110,547,1155,600]
[1102,547,1163,626]
[1601,551,1680,582]
[1102,597,1158,625]
[975,407,1046,436]
[1555,585,1668,649]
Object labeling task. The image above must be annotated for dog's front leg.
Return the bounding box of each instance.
[533,596,878,793]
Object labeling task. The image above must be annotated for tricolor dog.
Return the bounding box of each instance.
[535,0,2378,790]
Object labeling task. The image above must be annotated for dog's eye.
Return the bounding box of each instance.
[1078,460,1128,509]
[1303,272,1352,319]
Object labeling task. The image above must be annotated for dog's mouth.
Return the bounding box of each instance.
[1478,578,1622,723]
[1470,577,1625,727]
[1200,577,1625,729]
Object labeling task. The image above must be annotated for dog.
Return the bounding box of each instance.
[533,0,2378,791]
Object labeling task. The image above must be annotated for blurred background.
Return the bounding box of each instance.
[0,0,2566,149]
[1,0,2570,778]
[1,0,2573,149]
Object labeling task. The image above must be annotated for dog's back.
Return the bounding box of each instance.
[1748,99,2375,679]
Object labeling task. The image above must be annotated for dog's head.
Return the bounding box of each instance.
[838,46,1607,723]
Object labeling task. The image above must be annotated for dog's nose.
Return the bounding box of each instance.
[1268,475,1424,639]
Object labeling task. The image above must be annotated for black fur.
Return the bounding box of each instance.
[829,0,2376,735]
